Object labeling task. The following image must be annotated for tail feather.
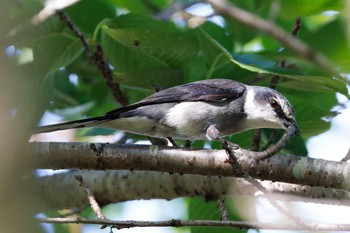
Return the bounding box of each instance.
[32,115,112,134]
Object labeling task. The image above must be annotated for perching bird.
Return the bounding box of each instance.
[33,79,299,140]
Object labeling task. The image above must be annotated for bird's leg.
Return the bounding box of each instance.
[148,137,168,146]
[206,125,239,149]
[205,124,221,140]
[184,140,193,148]
[206,125,239,163]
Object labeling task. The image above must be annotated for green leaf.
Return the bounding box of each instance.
[231,53,349,96]
[65,0,116,34]
[201,21,234,52]
[300,17,350,73]
[101,31,168,72]
[10,17,65,45]
[196,29,348,96]
[196,28,233,70]
[53,224,71,233]
[113,0,150,13]
[101,13,199,68]
[279,0,343,18]
[272,88,334,139]
[31,33,83,77]
[115,67,184,90]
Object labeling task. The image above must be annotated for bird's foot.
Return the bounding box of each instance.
[205,125,240,163]
[218,138,240,164]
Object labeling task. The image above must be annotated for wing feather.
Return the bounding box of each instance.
[106,79,246,115]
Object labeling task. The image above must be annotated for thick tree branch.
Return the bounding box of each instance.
[29,142,350,191]
[207,0,342,78]
[33,170,350,211]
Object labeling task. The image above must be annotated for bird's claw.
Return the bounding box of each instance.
[217,138,240,163]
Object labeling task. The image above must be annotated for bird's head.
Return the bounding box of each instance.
[244,86,300,136]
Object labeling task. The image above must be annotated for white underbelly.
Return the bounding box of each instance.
[101,116,178,138]
[164,102,223,139]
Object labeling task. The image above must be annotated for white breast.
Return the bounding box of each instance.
[164,102,228,139]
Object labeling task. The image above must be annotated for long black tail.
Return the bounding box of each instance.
[32,115,112,134]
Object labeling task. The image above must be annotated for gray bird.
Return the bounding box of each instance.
[33,79,300,140]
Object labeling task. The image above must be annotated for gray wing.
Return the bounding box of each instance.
[106,79,246,115]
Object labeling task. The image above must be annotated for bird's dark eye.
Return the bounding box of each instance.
[270,99,279,108]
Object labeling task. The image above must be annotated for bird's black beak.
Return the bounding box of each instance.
[283,119,300,136]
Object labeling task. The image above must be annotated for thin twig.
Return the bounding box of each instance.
[56,11,129,106]
[270,17,301,89]
[37,217,350,231]
[220,138,310,228]
[261,129,280,151]
[93,45,129,106]
[251,129,262,151]
[341,148,350,162]
[217,198,229,221]
[244,176,309,228]
[291,17,302,37]
[56,11,92,57]
[208,0,340,77]
[74,175,108,228]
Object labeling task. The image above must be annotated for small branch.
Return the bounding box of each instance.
[341,148,350,162]
[208,0,340,77]
[37,217,350,231]
[217,198,228,221]
[56,11,129,106]
[93,45,129,106]
[270,17,301,89]
[251,129,262,151]
[74,175,107,228]
[245,176,309,228]
[292,17,302,37]
[221,139,308,227]
[56,11,92,57]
